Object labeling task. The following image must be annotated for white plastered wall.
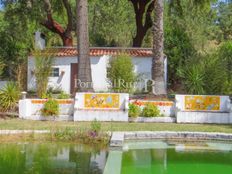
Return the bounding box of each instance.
[27,55,153,93]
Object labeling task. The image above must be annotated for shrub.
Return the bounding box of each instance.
[218,41,232,95]
[41,92,52,99]
[0,82,20,112]
[178,51,231,95]
[142,103,161,117]
[107,54,136,93]
[34,51,54,98]
[178,64,206,94]
[90,119,101,134]
[164,21,197,90]
[129,103,141,118]
[50,128,109,146]
[41,99,59,116]
[57,91,70,99]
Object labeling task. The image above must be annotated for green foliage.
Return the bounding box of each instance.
[0,58,5,77]
[53,127,76,141]
[142,103,161,117]
[218,41,232,76]
[217,41,232,95]
[107,54,136,93]
[203,54,228,95]
[41,92,53,99]
[89,0,135,47]
[34,51,54,98]
[129,103,141,118]
[0,5,35,79]
[216,2,232,41]
[0,82,20,111]
[178,64,206,94]
[164,20,197,88]
[90,119,101,134]
[41,99,59,117]
[51,127,109,146]
[178,46,231,95]
[57,91,70,99]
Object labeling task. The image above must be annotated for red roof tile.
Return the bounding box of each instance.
[32,47,153,57]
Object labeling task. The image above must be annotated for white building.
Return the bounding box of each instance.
[27,47,167,94]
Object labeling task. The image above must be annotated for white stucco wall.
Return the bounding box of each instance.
[27,55,153,94]
[28,56,77,93]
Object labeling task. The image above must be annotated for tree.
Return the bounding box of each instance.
[41,0,74,46]
[1,0,74,46]
[89,0,135,47]
[129,0,214,47]
[129,0,154,47]
[107,54,136,93]
[0,6,33,80]
[216,1,232,41]
[76,0,93,92]
[34,51,54,98]
[152,0,166,95]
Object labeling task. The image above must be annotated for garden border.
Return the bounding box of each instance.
[110,131,232,147]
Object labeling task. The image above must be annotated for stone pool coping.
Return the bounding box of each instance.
[110,131,232,147]
[0,130,50,135]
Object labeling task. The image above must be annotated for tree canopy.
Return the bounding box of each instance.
[0,0,231,94]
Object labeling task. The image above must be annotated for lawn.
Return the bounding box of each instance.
[0,118,232,133]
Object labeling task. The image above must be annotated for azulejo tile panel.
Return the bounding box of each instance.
[184,96,220,111]
[84,93,120,109]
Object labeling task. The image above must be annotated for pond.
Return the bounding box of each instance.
[0,143,107,174]
[1,140,232,174]
[119,141,232,174]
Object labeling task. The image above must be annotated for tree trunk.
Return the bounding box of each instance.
[152,0,167,95]
[132,22,146,47]
[62,34,73,47]
[130,0,154,47]
[41,0,74,47]
[76,0,94,92]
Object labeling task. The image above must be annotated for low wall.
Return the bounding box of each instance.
[128,117,176,123]
[177,112,232,124]
[175,95,232,124]
[175,95,230,112]
[19,99,74,121]
[74,93,129,121]
[130,100,175,117]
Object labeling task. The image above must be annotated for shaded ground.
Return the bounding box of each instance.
[0,118,232,133]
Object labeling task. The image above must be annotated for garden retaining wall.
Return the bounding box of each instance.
[18,94,232,124]
[74,93,129,122]
[176,95,232,124]
[19,99,74,121]
[129,100,175,117]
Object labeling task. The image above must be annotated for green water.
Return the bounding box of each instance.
[121,141,232,174]
[0,143,107,174]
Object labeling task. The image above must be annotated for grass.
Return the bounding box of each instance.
[0,118,232,133]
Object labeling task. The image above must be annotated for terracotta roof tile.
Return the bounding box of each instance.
[32,47,153,57]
